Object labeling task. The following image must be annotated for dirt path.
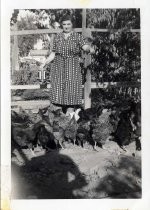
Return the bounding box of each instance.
[11,141,141,199]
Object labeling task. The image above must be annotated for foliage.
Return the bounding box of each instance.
[86,9,140,29]
[22,89,50,100]
[88,31,140,82]
[12,70,39,85]
[12,59,43,85]
[10,9,19,26]
[91,87,141,109]
[10,9,141,86]
[29,9,82,28]
[10,9,82,56]
[11,89,50,100]
[16,12,41,57]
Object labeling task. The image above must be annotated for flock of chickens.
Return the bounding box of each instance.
[11,101,141,157]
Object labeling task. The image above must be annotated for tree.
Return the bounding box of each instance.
[10,9,82,56]
[85,9,141,83]
[87,31,140,83]
[10,9,140,84]
[86,9,140,29]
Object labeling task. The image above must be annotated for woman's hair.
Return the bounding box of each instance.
[61,14,74,25]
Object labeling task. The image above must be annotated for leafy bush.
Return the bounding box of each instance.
[22,89,50,100]
[12,69,40,85]
[91,86,141,109]
[88,31,140,82]
[86,9,140,29]
[11,89,25,97]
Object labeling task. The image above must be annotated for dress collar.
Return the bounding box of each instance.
[61,30,75,40]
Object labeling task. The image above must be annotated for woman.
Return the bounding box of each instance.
[43,15,95,116]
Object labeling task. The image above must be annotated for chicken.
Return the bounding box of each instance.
[112,108,135,151]
[46,109,69,149]
[11,108,32,124]
[65,114,78,146]
[129,101,141,151]
[53,127,65,149]
[55,111,70,130]
[38,104,63,125]
[39,105,70,132]
[38,108,54,134]
[76,120,91,148]
[110,101,141,151]
[78,105,102,122]
[11,122,44,156]
[36,124,57,151]
[91,109,114,151]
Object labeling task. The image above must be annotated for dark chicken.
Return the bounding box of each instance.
[76,120,91,148]
[112,101,141,151]
[78,105,102,122]
[11,108,32,124]
[11,122,44,155]
[38,107,55,130]
[36,124,57,150]
[129,101,141,151]
[113,110,133,150]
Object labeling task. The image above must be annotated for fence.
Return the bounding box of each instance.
[11,9,140,109]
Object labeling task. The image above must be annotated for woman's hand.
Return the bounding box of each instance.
[89,47,95,54]
[41,62,47,69]
[82,44,95,55]
[41,52,56,68]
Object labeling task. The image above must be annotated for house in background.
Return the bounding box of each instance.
[29,49,49,81]
[29,49,49,63]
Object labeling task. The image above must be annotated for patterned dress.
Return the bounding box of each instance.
[50,31,87,105]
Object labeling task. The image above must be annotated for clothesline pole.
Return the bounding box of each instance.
[82,9,92,109]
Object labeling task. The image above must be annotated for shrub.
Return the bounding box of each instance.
[22,89,50,100]
[12,69,40,85]
[89,31,140,83]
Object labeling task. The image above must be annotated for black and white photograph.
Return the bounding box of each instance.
[1,0,150,208]
[10,8,142,200]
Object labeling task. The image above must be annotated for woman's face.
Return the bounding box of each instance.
[62,20,73,33]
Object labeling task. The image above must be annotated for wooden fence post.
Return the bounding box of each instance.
[82,9,92,109]
[12,24,19,73]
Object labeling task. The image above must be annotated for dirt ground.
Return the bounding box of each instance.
[11,140,141,199]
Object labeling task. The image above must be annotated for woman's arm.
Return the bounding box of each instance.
[42,52,55,67]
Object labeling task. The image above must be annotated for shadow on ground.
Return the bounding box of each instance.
[11,144,141,199]
[11,149,87,199]
[95,155,141,198]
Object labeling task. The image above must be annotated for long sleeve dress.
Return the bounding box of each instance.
[50,31,87,106]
